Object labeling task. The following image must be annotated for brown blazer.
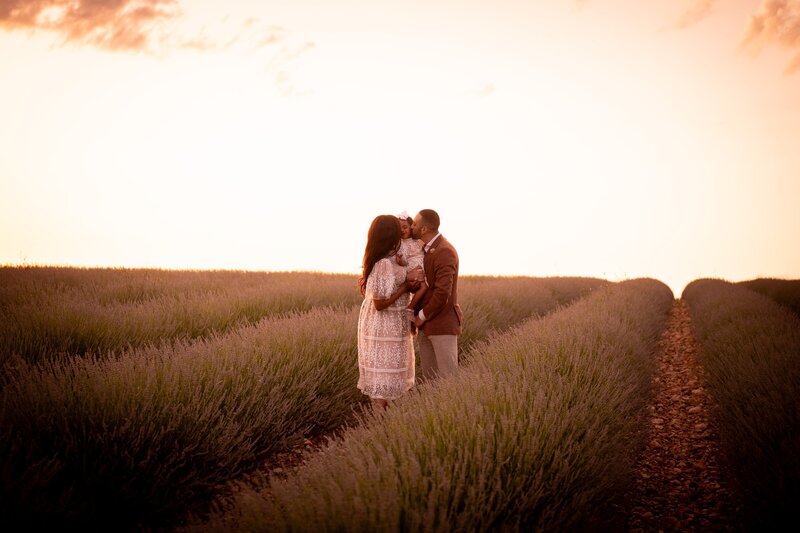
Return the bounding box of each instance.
[418,234,463,336]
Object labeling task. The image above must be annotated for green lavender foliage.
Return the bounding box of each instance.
[738,278,800,317]
[0,306,362,528]
[683,279,800,529]
[0,268,362,367]
[0,273,601,529]
[0,268,603,369]
[456,276,605,351]
[204,279,672,532]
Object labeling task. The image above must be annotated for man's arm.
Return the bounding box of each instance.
[418,248,456,323]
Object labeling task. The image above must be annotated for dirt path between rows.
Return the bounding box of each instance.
[627,300,739,531]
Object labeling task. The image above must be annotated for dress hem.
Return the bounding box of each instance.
[358,384,414,401]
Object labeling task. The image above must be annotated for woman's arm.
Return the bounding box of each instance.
[373,281,409,311]
[407,281,427,310]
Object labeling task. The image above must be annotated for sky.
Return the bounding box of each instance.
[1,0,799,296]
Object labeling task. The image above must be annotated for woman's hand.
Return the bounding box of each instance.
[373,281,410,311]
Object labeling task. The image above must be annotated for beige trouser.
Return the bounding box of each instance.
[418,332,458,381]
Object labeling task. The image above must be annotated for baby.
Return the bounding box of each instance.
[396,211,427,329]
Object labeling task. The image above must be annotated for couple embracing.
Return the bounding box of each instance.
[357,209,463,409]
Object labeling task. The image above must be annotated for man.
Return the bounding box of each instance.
[410,209,463,380]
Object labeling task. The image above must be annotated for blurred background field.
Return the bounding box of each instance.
[0,267,605,369]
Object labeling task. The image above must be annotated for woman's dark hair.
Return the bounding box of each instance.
[359,215,402,295]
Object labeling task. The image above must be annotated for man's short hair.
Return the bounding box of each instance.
[418,209,440,231]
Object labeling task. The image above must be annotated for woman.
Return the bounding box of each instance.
[357,215,415,409]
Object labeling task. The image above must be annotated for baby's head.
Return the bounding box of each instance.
[397,211,413,239]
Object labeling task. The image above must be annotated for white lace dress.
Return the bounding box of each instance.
[399,238,425,273]
[357,257,414,400]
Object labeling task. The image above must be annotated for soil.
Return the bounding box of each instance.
[173,432,338,531]
[244,432,332,485]
[627,300,740,531]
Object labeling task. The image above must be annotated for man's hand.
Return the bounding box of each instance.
[414,316,424,328]
[407,266,424,283]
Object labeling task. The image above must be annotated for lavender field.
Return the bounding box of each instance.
[737,278,800,318]
[2,268,798,531]
[0,267,602,529]
[200,279,673,531]
[3,0,799,529]
[683,279,800,529]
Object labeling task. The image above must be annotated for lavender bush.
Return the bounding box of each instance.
[200,279,672,532]
[457,275,605,351]
[683,279,800,529]
[738,277,800,317]
[0,269,602,369]
[1,268,362,367]
[0,274,600,529]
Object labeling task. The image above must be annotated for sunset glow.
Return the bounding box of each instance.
[2,0,799,295]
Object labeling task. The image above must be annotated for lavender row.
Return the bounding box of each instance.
[0,276,601,529]
[201,279,672,531]
[1,268,362,367]
[737,277,800,317]
[683,279,800,529]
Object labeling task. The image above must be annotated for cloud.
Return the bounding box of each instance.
[464,82,496,98]
[0,0,179,51]
[477,83,496,97]
[580,0,800,74]
[673,0,719,29]
[172,17,287,54]
[787,51,800,73]
[265,41,316,97]
[0,3,311,93]
[170,18,313,97]
[657,0,800,74]
[662,0,800,74]
[740,0,800,74]
[0,2,290,55]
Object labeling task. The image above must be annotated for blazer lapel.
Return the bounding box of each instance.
[423,235,446,285]
[423,248,433,285]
